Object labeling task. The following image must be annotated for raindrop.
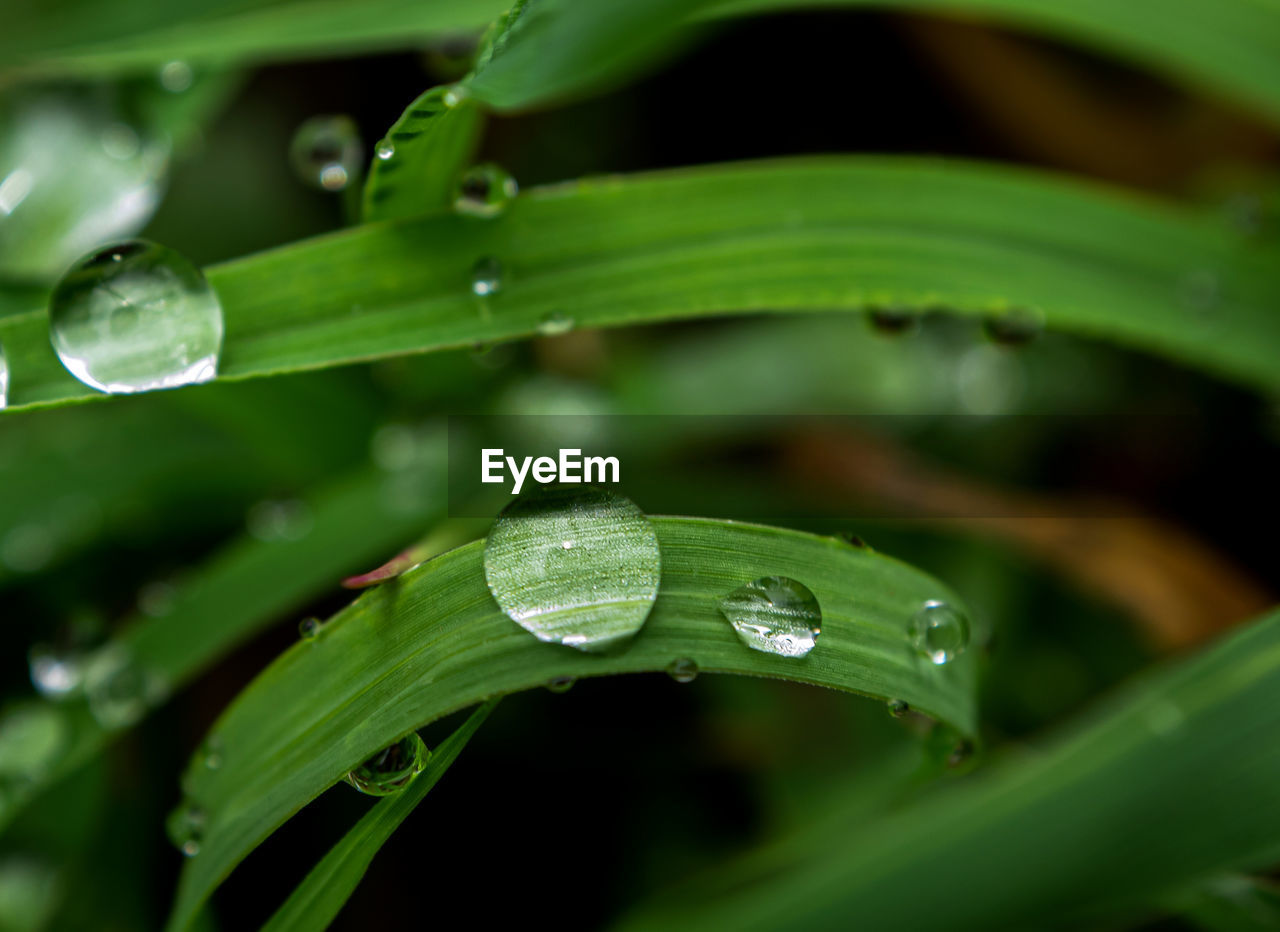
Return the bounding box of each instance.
[835,531,869,549]
[48,239,223,394]
[0,341,7,409]
[887,699,910,718]
[158,60,194,93]
[345,733,429,796]
[483,487,662,653]
[290,115,362,192]
[535,311,575,336]
[868,306,918,336]
[298,617,321,640]
[544,676,575,693]
[718,576,821,658]
[908,600,970,665]
[666,658,699,683]
[375,140,395,161]
[471,256,504,296]
[246,498,312,542]
[453,163,517,218]
[166,801,205,856]
[442,84,470,108]
[982,307,1044,347]
[82,645,167,730]
[0,704,67,780]
[28,645,85,700]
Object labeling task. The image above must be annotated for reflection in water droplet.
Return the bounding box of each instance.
[0,341,8,409]
[536,311,575,336]
[290,115,362,192]
[868,307,918,336]
[82,646,167,730]
[246,499,312,542]
[375,140,395,161]
[48,240,223,394]
[887,699,910,718]
[908,600,970,665]
[166,801,205,856]
[298,617,321,640]
[666,658,698,683]
[718,576,821,658]
[453,163,517,218]
[471,256,504,296]
[0,703,67,779]
[158,60,194,93]
[982,307,1043,347]
[345,733,429,796]
[483,487,661,653]
[545,676,575,694]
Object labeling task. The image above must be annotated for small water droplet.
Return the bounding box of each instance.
[908,600,970,665]
[471,256,504,296]
[0,703,67,780]
[483,487,662,653]
[166,801,205,856]
[868,306,918,336]
[100,123,140,161]
[48,239,223,394]
[158,61,194,93]
[0,341,8,409]
[835,531,869,549]
[545,676,575,693]
[982,307,1043,347]
[948,738,974,767]
[82,645,167,730]
[345,733,429,796]
[200,736,222,771]
[453,163,517,218]
[246,498,312,542]
[28,646,84,699]
[290,115,362,192]
[442,84,469,108]
[718,576,821,658]
[375,140,395,160]
[536,311,575,336]
[666,658,698,683]
[298,617,321,640]
[887,699,910,718]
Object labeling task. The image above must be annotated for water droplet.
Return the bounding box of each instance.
[375,140,395,160]
[0,704,67,780]
[453,163,517,218]
[158,60,194,93]
[868,306,918,336]
[246,498,312,542]
[948,738,974,767]
[443,84,470,108]
[82,646,167,730]
[536,311,575,336]
[667,658,698,683]
[908,600,970,665]
[28,645,85,700]
[200,737,222,771]
[887,699,910,718]
[982,308,1043,347]
[290,115,362,192]
[835,531,869,549]
[345,733,429,796]
[0,341,8,409]
[718,576,822,658]
[100,123,141,161]
[166,801,205,856]
[483,487,662,653]
[298,617,321,640]
[545,676,575,693]
[48,239,223,394]
[471,256,504,296]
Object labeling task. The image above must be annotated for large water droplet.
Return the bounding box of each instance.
[0,341,8,409]
[166,801,206,856]
[375,140,395,161]
[483,487,661,653]
[868,306,918,336]
[887,699,910,718]
[908,600,970,665]
[981,307,1044,347]
[345,733,429,796]
[82,645,167,730]
[471,256,504,296]
[290,115,362,192]
[48,240,223,394]
[158,60,194,93]
[718,576,821,658]
[666,658,698,683]
[298,617,321,640]
[0,704,67,780]
[27,619,105,700]
[453,163,517,218]
[536,311,575,336]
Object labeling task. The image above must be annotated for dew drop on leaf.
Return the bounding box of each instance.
[158,61,194,93]
[453,163,517,218]
[908,600,970,665]
[887,699,910,718]
[483,487,662,653]
[166,801,205,856]
[718,575,822,658]
[375,140,395,161]
[666,658,698,683]
[289,115,362,191]
[536,311,575,336]
[82,645,167,730]
[471,256,504,296]
[345,733,429,796]
[48,240,223,395]
[545,675,575,693]
[981,307,1044,347]
[297,617,321,640]
[868,306,918,336]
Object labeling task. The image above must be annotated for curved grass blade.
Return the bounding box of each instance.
[260,699,498,932]
[164,516,977,930]
[619,606,1280,932]
[3,157,1277,412]
[361,85,484,222]
[1171,876,1280,932]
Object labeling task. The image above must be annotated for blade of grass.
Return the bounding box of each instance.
[618,605,1280,931]
[1171,876,1280,932]
[3,157,1276,413]
[163,516,978,930]
[259,698,498,932]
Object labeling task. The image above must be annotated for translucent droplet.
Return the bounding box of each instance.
[298,617,321,640]
[887,699,910,718]
[166,801,205,856]
[290,115,362,192]
[442,84,470,108]
[982,308,1043,347]
[908,600,970,665]
[666,658,698,683]
[453,163,517,218]
[200,736,222,771]
[718,576,821,658]
[0,341,8,409]
[345,733,429,796]
[375,140,395,161]
[82,646,167,730]
[868,307,918,336]
[471,256,503,296]
[835,531,869,549]
[48,240,223,394]
[246,498,312,542]
[0,703,67,780]
[545,676,575,694]
[158,60,194,93]
[483,487,662,653]
[28,645,86,700]
[536,311,575,336]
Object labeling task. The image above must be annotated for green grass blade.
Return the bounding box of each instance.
[1175,876,1280,932]
[0,456,445,836]
[3,157,1276,413]
[361,86,484,222]
[163,516,977,930]
[259,699,498,932]
[619,605,1280,931]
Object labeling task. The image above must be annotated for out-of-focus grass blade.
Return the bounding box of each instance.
[619,606,1280,932]
[0,452,446,836]
[259,699,498,932]
[164,516,977,930]
[361,85,484,222]
[1171,875,1280,932]
[3,157,1277,412]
